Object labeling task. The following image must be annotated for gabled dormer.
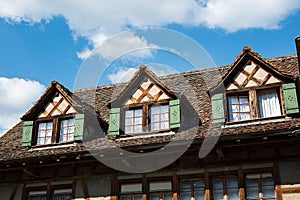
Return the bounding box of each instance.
[108,65,181,136]
[21,81,84,147]
[211,47,299,124]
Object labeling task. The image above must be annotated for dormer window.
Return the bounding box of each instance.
[108,67,181,136]
[228,95,250,121]
[227,88,282,122]
[122,103,171,135]
[60,118,75,142]
[125,108,143,134]
[37,121,53,145]
[211,56,299,124]
[150,104,169,131]
[21,82,84,147]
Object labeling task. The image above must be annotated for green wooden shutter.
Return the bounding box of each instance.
[212,93,225,124]
[169,99,181,129]
[283,83,299,114]
[108,108,120,136]
[22,121,33,147]
[74,114,85,141]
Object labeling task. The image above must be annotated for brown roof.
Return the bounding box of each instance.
[0,49,299,164]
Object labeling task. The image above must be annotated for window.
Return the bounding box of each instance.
[150,105,169,131]
[180,179,205,200]
[28,191,47,200]
[123,104,170,134]
[246,173,275,200]
[53,189,72,200]
[60,118,75,142]
[120,183,143,200]
[257,89,281,118]
[125,109,143,134]
[27,187,72,200]
[228,95,250,121]
[35,116,76,146]
[212,176,239,200]
[227,88,282,122]
[149,181,172,200]
[37,122,53,145]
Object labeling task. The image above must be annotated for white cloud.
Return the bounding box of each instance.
[108,68,138,84]
[82,32,158,61]
[198,0,300,32]
[0,77,45,135]
[1,0,299,59]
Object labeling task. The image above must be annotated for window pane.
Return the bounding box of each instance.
[135,109,143,117]
[151,123,159,131]
[39,123,46,129]
[161,113,169,121]
[125,118,133,125]
[39,130,46,137]
[125,126,133,133]
[152,115,159,122]
[45,137,52,144]
[151,106,160,114]
[161,122,169,129]
[228,97,238,104]
[134,125,142,133]
[161,105,169,113]
[134,117,142,125]
[125,110,133,117]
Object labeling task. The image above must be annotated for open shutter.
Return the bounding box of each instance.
[169,99,181,129]
[74,114,85,141]
[108,108,120,136]
[22,121,33,147]
[283,83,299,114]
[212,93,225,124]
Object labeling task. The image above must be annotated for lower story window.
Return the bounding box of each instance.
[53,189,72,200]
[28,187,72,200]
[212,176,239,200]
[149,181,172,200]
[180,179,205,200]
[246,173,275,200]
[120,183,143,200]
[28,191,47,200]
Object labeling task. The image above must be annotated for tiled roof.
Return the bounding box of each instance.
[0,50,299,163]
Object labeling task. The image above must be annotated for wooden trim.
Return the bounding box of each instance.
[204,170,210,200]
[9,184,18,200]
[142,174,147,200]
[238,166,245,200]
[72,179,77,200]
[249,89,258,119]
[21,183,27,200]
[82,178,90,200]
[46,181,51,200]
[172,172,178,200]
[275,185,283,200]
[111,175,118,200]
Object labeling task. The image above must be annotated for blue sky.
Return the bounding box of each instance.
[0,0,300,134]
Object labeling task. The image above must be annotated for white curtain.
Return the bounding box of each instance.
[258,89,281,118]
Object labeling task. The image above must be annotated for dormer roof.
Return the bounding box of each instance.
[109,65,177,108]
[211,46,295,93]
[21,81,83,121]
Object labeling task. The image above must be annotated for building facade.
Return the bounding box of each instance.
[1,39,300,200]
